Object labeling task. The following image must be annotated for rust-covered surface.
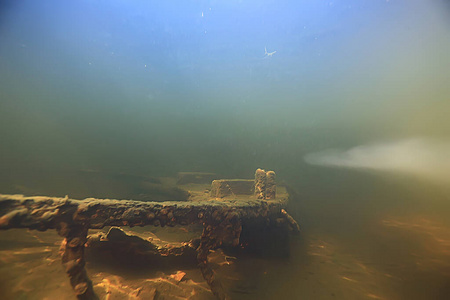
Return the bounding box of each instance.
[0,169,299,300]
[0,194,295,231]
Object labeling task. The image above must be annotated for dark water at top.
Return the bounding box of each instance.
[1,0,450,299]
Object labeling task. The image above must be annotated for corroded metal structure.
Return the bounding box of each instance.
[0,169,299,300]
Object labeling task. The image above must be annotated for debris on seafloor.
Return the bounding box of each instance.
[0,169,299,300]
[169,271,187,282]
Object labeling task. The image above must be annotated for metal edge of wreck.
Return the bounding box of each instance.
[0,184,300,299]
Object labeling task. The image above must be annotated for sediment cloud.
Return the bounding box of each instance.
[304,138,450,183]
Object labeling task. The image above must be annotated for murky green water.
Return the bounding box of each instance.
[1,0,449,299]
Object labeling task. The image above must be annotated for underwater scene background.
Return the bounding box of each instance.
[1,0,450,299]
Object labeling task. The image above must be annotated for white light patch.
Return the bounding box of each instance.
[304,138,450,183]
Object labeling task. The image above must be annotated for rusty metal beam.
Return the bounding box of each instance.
[0,194,299,299]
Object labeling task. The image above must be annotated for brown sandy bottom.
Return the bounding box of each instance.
[0,214,449,300]
[0,226,217,300]
[233,214,450,300]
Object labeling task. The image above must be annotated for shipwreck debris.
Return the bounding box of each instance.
[0,169,299,300]
[210,179,254,198]
[57,222,98,300]
[254,168,277,200]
